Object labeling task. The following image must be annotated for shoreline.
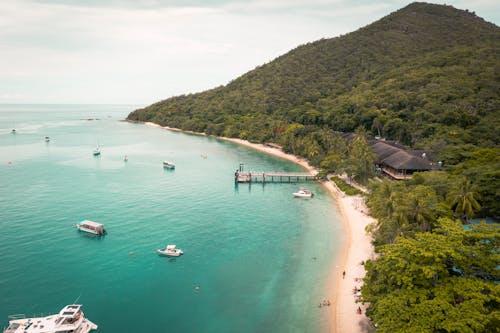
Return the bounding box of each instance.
[141,121,375,332]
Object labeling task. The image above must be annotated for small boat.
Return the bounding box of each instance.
[45,136,50,142]
[76,219,106,235]
[156,244,183,257]
[93,147,100,156]
[3,304,97,333]
[293,188,313,198]
[124,155,128,162]
[11,129,16,134]
[163,161,175,169]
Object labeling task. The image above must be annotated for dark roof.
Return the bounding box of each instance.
[370,140,438,171]
[335,132,440,171]
[382,151,436,170]
[371,142,401,163]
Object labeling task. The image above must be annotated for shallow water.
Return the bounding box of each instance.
[0,104,343,332]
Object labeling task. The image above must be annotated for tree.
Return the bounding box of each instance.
[346,135,375,184]
[447,177,481,223]
[363,218,500,333]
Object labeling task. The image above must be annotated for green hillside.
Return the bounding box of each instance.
[128,4,500,329]
[128,2,499,214]
[128,2,499,158]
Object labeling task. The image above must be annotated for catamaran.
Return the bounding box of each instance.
[3,304,97,333]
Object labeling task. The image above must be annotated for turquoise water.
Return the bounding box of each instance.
[0,104,343,332]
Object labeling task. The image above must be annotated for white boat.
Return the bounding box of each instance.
[124,155,128,162]
[11,129,16,134]
[76,220,106,235]
[293,188,313,198]
[3,304,97,333]
[156,245,183,257]
[163,161,175,169]
[93,147,100,156]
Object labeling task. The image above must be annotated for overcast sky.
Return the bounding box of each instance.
[1,0,498,105]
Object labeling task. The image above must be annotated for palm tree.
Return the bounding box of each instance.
[447,177,481,223]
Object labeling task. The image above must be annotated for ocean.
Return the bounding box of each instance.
[0,104,343,332]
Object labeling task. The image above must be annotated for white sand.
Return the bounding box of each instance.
[214,137,376,332]
[141,122,375,332]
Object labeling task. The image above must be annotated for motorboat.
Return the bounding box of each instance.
[45,136,50,142]
[3,304,97,333]
[76,220,106,235]
[156,245,183,257]
[293,188,313,198]
[11,129,16,134]
[163,161,175,169]
[93,147,100,156]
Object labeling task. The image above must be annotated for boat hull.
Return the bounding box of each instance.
[156,249,183,257]
[76,226,104,235]
[293,192,313,198]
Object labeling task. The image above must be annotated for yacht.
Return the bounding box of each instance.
[163,161,175,169]
[156,245,183,257]
[3,304,97,333]
[293,188,313,198]
[76,220,106,235]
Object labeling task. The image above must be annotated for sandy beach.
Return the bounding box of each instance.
[221,137,375,333]
[143,121,375,332]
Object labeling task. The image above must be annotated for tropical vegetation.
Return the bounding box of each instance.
[127,2,500,331]
[128,2,499,216]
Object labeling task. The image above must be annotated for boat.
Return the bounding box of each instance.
[11,129,16,134]
[163,161,175,169]
[124,155,128,162]
[156,245,183,257]
[76,220,106,235]
[45,136,50,142]
[93,147,100,156]
[3,304,97,333]
[293,188,313,198]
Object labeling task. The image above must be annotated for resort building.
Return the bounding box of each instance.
[370,140,441,180]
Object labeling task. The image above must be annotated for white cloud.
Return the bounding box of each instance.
[0,0,498,104]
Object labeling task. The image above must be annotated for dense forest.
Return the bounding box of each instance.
[129,3,500,331]
[128,2,499,151]
[128,2,499,214]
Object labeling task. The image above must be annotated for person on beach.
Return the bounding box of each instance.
[357,306,362,314]
[342,270,345,279]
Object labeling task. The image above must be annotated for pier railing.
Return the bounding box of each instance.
[235,171,318,183]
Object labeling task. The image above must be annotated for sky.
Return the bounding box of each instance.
[1,0,498,105]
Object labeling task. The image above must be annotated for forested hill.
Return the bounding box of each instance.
[128,2,499,164]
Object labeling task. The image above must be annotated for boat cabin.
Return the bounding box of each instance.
[163,161,175,169]
[76,220,106,235]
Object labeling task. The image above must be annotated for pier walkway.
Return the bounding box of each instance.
[234,171,318,183]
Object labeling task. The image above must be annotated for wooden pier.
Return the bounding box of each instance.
[234,170,318,183]
[234,163,318,183]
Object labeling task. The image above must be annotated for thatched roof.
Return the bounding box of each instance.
[371,140,437,171]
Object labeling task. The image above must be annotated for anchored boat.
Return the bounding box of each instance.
[163,161,175,169]
[293,188,314,198]
[156,245,183,257]
[3,304,97,333]
[76,220,106,235]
